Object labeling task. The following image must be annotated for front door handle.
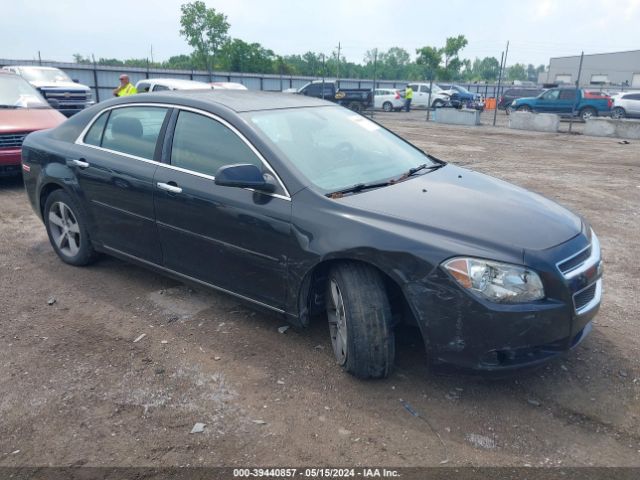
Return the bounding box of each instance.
[157,182,182,194]
[70,158,90,169]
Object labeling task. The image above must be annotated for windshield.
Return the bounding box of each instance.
[18,67,72,83]
[0,74,50,108]
[245,106,437,192]
[454,85,472,95]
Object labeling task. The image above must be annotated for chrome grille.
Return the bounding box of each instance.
[0,133,28,149]
[42,90,88,101]
[573,283,597,312]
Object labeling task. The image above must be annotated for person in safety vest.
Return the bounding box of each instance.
[113,74,137,97]
[404,85,413,112]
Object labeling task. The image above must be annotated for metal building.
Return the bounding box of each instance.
[542,50,640,87]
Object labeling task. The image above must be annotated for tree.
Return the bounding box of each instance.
[219,39,275,73]
[471,56,500,81]
[442,35,468,68]
[179,1,230,72]
[416,46,441,80]
[507,63,527,81]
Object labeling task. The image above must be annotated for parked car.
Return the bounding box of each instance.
[211,82,247,90]
[136,78,211,92]
[438,84,484,110]
[611,91,640,119]
[2,66,94,117]
[510,88,612,120]
[22,91,601,378]
[406,83,451,108]
[0,71,65,176]
[295,80,372,112]
[374,88,404,112]
[498,87,545,111]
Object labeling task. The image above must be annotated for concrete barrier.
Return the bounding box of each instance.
[433,108,481,126]
[509,112,560,133]
[584,117,640,139]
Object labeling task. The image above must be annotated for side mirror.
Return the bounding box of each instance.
[214,164,277,193]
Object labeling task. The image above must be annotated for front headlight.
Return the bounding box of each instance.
[443,258,544,303]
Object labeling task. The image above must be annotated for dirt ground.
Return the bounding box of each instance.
[0,110,639,468]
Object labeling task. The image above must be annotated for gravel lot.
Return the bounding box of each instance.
[0,110,638,468]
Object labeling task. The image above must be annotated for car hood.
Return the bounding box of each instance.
[0,108,66,134]
[512,96,537,104]
[29,80,90,91]
[338,164,582,251]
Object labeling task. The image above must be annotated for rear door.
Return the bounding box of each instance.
[153,108,292,310]
[74,105,170,263]
[625,93,640,116]
[557,88,578,114]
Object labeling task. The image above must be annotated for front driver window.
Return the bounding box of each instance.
[170,110,262,177]
[542,90,560,100]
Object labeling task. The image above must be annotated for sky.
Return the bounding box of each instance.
[3,0,640,67]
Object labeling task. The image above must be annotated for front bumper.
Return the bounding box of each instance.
[0,149,22,176]
[408,231,602,372]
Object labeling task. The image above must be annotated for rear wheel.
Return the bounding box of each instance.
[580,107,597,121]
[348,102,363,113]
[325,262,395,379]
[44,190,97,266]
[611,107,626,119]
[382,101,393,112]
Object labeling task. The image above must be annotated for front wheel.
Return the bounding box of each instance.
[44,190,97,266]
[325,262,395,379]
[432,99,445,108]
[517,105,532,113]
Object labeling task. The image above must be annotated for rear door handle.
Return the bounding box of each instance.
[157,182,182,194]
[70,158,90,168]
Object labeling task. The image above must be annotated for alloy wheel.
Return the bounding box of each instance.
[327,278,348,365]
[48,201,81,258]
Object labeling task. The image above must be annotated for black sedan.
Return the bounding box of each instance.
[21,91,602,378]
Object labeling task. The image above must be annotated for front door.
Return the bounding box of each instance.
[72,105,170,263]
[154,109,292,310]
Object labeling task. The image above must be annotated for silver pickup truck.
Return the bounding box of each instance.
[2,65,94,117]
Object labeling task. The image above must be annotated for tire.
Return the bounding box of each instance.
[44,189,97,266]
[611,107,626,119]
[348,102,363,113]
[382,101,393,112]
[517,105,532,113]
[580,107,597,121]
[432,99,445,108]
[325,262,395,379]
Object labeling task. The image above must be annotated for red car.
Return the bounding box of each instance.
[0,71,65,176]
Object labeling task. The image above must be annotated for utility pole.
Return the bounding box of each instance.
[150,45,154,64]
[569,51,584,133]
[38,51,42,65]
[321,54,326,100]
[372,49,378,119]
[91,53,100,102]
[493,51,505,127]
[336,42,341,84]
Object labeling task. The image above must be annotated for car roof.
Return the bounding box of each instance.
[9,65,59,71]
[139,78,211,89]
[116,89,332,113]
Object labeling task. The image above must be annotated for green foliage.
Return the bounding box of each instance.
[179,1,229,71]
[507,63,527,81]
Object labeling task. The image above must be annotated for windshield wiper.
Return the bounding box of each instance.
[0,105,20,109]
[326,181,392,198]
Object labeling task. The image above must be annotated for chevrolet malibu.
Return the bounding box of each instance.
[21,91,602,378]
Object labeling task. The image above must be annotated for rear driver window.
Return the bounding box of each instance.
[170,110,261,177]
[84,111,109,146]
[101,107,168,160]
